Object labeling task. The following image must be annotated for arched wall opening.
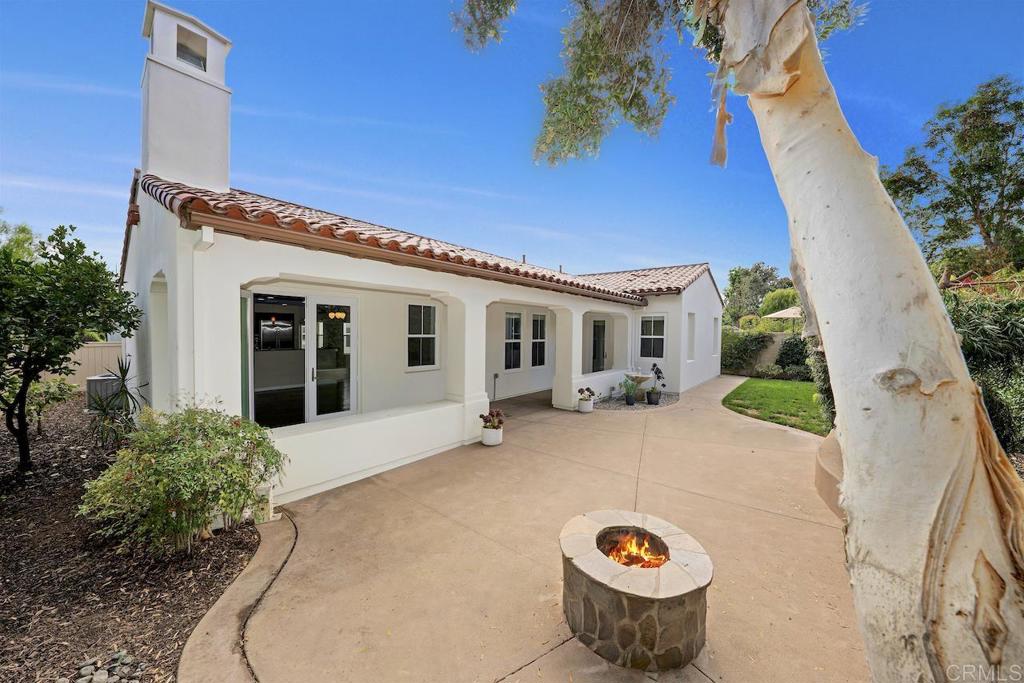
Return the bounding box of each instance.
[148,274,171,411]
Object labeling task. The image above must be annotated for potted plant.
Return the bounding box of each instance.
[480,409,505,446]
[619,377,638,406]
[577,387,596,413]
[646,364,666,405]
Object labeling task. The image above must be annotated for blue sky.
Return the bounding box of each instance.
[1,1,1022,284]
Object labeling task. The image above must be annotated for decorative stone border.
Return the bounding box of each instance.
[559,510,712,671]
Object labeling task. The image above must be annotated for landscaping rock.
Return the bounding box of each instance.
[79,665,96,676]
[92,669,109,683]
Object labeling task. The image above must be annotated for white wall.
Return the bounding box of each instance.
[632,293,683,393]
[485,303,555,400]
[679,272,724,391]
[142,4,231,191]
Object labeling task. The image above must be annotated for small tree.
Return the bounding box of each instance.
[759,287,800,316]
[882,76,1024,273]
[723,262,792,323]
[0,226,141,472]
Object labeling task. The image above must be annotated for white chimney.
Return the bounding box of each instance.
[140,1,231,191]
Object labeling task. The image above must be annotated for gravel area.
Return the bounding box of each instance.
[594,392,680,411]
[0,395,259,682]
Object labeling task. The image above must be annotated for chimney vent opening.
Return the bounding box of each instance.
[176,25,208,71]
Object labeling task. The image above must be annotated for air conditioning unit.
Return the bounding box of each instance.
[85,373,120,411]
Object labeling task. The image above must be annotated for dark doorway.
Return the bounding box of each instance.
[592,320,606,372]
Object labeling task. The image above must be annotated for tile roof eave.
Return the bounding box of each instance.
[133,174,646,306]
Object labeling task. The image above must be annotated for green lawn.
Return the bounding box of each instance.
[722,378,831,436]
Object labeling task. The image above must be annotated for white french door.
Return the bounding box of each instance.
[249,291,357,429]
[306,296,357,421]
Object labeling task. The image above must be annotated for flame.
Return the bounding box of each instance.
[605,531,667,568]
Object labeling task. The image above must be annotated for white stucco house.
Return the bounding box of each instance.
[120,2,723,504]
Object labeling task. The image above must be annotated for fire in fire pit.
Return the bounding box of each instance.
[598,526,668,568]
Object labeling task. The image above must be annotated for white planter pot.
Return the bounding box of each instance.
[482,427,503,446]
[578,399,594,413]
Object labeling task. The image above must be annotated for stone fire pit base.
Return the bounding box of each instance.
[560,510,712,671]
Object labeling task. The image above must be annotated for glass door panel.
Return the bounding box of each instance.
[313,302,352,417]
[251,293,306,428]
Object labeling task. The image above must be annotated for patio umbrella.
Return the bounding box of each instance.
[763,305,803,333]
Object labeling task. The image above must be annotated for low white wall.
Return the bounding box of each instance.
[574,369,628,402]
[272,400,464,503]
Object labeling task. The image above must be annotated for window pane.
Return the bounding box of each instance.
[652,338,665,358]
[408,337,421,367]
[409,305,422,335]
[422,305,435,335]
[640,338,653,357]
[532,340,545,367]
[506,313,521,340]
[641,318,653,336]
[421,337,435,366]
[652,317,665,336]
[505,341,521,370]
[315,304,352,416]
[533,315,545,340]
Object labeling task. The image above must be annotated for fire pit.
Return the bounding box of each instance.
[559,510,712,671]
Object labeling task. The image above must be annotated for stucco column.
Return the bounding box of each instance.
[612,313,629,370]
[551,306,584,410]
[439,294,490,443]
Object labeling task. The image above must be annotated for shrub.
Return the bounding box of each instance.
[775,335,809,368]
[975,363,1024,454]
[753,364,785,379]
[90,357,144,450]
[738,314,760,331]
[27,377,77,435]
[80,407,287,553]
[944,292,1024,370]
[806,338,836,429]
[784,364,812,382]
[721,328,773,373]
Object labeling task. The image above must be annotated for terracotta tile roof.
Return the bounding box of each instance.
[575,264,714,295]
[130,174,645,304]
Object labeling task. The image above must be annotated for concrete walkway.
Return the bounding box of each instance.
[230,376,866,682]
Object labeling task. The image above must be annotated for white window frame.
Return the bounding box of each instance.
[639,315,665,359]
[687,312,696,362]
[531,314,547,367]
[504,312,522,371]
[406,303,439,371]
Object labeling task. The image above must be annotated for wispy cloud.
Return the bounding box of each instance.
[233,105,458,136]
[231,172,455,211]
[1,174,125,199]
[0,72,137,98]
[290,161,524,202]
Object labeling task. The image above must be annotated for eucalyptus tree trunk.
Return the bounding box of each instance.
[715,0,1024,678]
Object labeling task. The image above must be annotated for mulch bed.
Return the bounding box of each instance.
[0,395,259,682]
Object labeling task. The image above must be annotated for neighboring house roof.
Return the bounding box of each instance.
[576,264,720,300]
[123,173,646,305]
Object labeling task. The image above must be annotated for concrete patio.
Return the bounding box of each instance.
[193,375,867,682]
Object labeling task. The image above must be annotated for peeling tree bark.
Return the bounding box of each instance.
[713,0,1024,679]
